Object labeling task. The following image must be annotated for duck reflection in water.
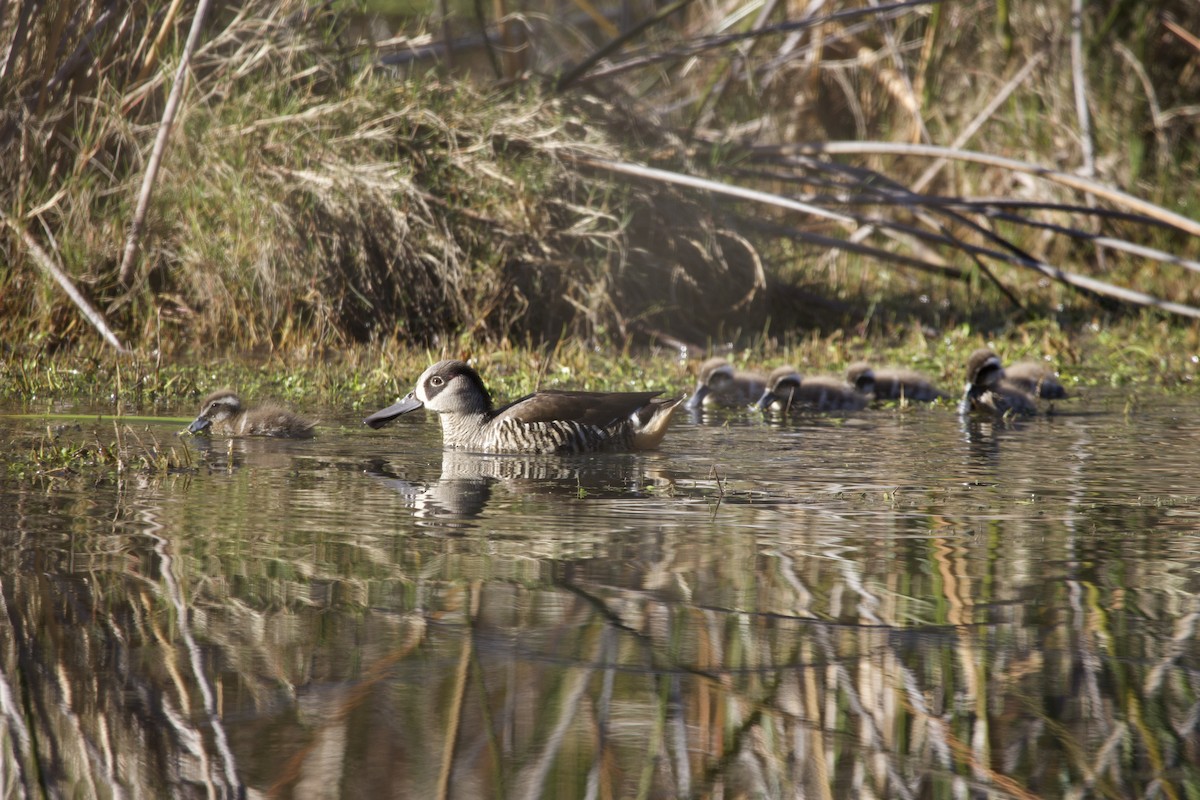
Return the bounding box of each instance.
[364,450,675,524]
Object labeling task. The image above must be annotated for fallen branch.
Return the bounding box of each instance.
[750,140,1200,237]
[2,210,129,353]
[570,153,1200,319]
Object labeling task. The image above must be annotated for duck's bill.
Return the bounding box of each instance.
[364,393,423,429]
[187,417,212,434]
[684,385,709,410]
[754,390,775,411]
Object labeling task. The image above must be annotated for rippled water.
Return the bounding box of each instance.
[2,389,1199,799]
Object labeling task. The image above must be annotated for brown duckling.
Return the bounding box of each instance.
[756,366,869,413]
[958,349,1038,417]
[364,360,683,454]
[845,361,948,403]
[685,357,767,410]
[187,390,316,438]
[1003,360,1069,399]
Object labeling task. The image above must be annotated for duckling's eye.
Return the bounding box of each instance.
[430,376,444,387]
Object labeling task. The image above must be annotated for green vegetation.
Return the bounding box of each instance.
[4,418,195,482]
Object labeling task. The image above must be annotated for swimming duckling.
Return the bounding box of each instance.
[1003,360,1069,399]
[958,349,1038,417]
[845,361,948,403]
[756,366,869,413]
[685,357,767,410]
[187,390,316,438]
[364,360,684,454]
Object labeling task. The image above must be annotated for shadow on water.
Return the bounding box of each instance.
[1,389,1199,798]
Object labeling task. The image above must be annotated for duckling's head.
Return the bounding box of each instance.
[188,390,243,434]
[364,360,493,429]
[965,348,1005,388]
[845,362,876,395]
[756,366,802,410]
[686,358,735,409]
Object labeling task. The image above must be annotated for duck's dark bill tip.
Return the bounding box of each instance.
[187,418,211,434]
[364,394,423,429]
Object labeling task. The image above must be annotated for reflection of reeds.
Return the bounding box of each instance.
[4,414,1200,796]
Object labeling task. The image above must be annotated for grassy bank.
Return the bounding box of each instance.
[2,313,1198,415]
[1,1,1198,366]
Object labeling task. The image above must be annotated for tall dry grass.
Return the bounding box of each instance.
[1,0,1198,357]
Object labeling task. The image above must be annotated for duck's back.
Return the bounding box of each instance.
[496,389,664,427]
[237,405,316,438]
[873,368,947,402]
[1004,362,1068,399]
[485,390,672,453]
[796,376,868,411]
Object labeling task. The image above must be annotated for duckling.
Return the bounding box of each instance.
[845,361,948,403]
[755,366,869,413]
[187,390,316,438]
[685,357,767,410]
[364,360,684,454]
[958,349,1038,417]
[1003,360,1069,399]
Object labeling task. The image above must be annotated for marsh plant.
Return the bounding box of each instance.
[0,0,1197,362]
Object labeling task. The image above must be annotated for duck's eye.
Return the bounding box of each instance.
[430,376,444,387]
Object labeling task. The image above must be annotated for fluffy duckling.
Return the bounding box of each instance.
[364,360,683,454]
[685,357,767,410]
[1003,360,1069,399]
[187,390,316,438]
[845,361,948,403]
[958,349,1038,417]
[756,366,869,413]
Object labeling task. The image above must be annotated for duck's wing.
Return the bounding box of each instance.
[495,390,663,428]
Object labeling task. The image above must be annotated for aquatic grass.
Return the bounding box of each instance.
[5,421,196,482]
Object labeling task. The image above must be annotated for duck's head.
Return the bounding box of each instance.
[845,362,876,396]
[965,348,1005,389]
[188,390,243,434]
[685,358,735,410]
[364,360,493,428]
[756,366,802,410]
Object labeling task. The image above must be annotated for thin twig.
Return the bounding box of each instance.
[555,0,700,92]
[751,141,1200,237]
[2,209,128,353]
[566,154,856,226]
[118,0,216,286]
[812,51,1044,273]
[1070,0,1094,180]
[565,0,937,89]
[912,51,1046,193]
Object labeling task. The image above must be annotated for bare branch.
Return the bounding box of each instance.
[3,209,129,353]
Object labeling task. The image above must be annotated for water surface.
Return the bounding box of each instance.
[2,389,1198,798]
